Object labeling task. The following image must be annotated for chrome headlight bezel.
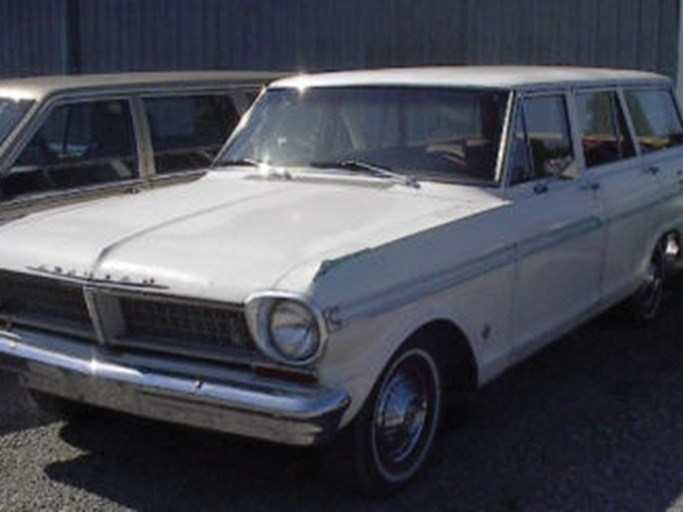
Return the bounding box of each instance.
[245,291,328,366]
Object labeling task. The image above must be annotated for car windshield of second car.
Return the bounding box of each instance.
[220,87,508,185]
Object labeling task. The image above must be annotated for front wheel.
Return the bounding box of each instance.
[341,341,443,496]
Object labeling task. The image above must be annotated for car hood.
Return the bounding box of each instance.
[0,170,505,303]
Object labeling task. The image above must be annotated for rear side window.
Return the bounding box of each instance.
[509,95,576,185]
[143,94,240,174]
[575,91,635,168]
[2,99,136,201]
[624,89,683,153]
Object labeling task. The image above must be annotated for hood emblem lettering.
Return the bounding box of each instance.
[28,266,168,290]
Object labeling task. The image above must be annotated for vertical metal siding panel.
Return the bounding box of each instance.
[449,1,469,65]
[0,0,66,77]
[555,1,578,65]
[331,0,357,69]
[80,0,114,73]
[577,0,598,66]
[425,1,464,65]
[539,0,552,64]
[243,2,259,68]
[336,0,363,69]
[243,2,264,67]
[316,0,334,69]
[387,0,428,67]
[387,1,407,67]
[616,0,640,70]
[1,1,680,79]
[657,0,679,78]
[216,3,240,69]
[464,0,479,63]
[637,0,660,71]
[499,0,521,64]
[362,1,380,67]
[297,1,316,69]
[136,0,157,70]
[515,0,535,64]
[595,0,620,68]
[477,0,497,64]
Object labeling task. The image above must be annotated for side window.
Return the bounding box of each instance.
[575,91,635,168]
[509,95,576,185]
[2,99,136,201]
[143,94,240,175]
[624,88,683,153]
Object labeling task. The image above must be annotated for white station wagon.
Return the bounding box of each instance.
[0,67,681,495]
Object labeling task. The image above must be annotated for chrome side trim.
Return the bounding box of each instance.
[328,243,517,328]
[327,180,682,328]
[0,330,349,446]
[327,215,603,327]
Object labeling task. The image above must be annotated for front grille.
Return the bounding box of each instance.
[0,271,92,333]
[119,297,255,354]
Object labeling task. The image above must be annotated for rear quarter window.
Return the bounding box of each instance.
[624,88,683,153]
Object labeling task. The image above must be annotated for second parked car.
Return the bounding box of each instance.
[0,70,280,221]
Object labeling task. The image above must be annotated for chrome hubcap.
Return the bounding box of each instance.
[375,361,429,464]
[639,252,663,319]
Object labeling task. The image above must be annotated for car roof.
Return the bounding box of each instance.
[0,70,284,101]
[273,66,668,90]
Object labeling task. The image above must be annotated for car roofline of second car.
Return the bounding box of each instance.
[0,74,279,105]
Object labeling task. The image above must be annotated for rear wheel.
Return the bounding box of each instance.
[331,340,443,497]
[629,242,665,323]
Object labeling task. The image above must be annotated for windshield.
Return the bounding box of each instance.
[0,98,32,147]
[220,86,509,185]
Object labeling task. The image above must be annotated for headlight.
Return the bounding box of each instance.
[269,300,319,361]
[245,293,327,366]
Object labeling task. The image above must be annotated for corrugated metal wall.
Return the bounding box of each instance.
[0,0,68,76]
[0,0,679,78]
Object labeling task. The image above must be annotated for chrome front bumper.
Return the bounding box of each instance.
[0,328,349,446]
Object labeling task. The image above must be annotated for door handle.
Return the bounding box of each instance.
[643,165,660,175]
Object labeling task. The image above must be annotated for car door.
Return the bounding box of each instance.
[0,96,142,221]
[573,87,663,302]
[505,91,604,360]
[622,87,683,246]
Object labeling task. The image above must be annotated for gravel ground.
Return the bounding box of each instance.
[3,290,683,511]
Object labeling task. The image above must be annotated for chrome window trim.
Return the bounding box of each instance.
[493,91,515,184]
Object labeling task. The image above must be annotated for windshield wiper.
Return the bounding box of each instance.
[310,160,420,189]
